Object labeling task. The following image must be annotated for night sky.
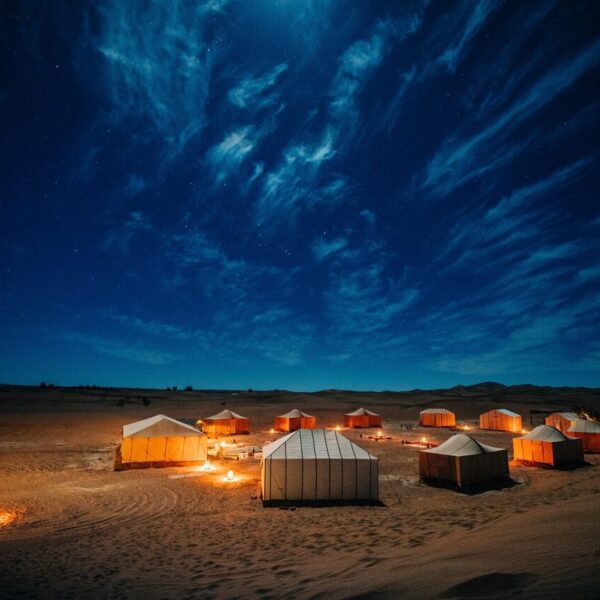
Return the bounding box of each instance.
[1,1,599,390]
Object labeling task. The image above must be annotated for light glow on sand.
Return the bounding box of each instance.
[269,428,275,434]
[226,470,235,481]
[377,430,383,438]
[201,461,213,471]
[0,510,19,528]
[336,425,341,431]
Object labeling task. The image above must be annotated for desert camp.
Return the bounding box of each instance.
[120,414,208,467]
[479,408,522,432]
[567,419,600,452]
[197,409,250,436]
[420,408,456,428]
[419,433,509,488]
[545,412,579,433]
[261,429,379,503]
[344,407,382,428]
[273,409,317,432]
[513,425,584,467]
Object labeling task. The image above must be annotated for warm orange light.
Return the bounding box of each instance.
[464,425,471,430]
[521,429,529,434]
[269,428,275,434]
[226,470,235,481]
[201,460,212,471]
[336,425,341,431]
[377,430,383,438]
[0,510,18,528]
[421,437,427,443]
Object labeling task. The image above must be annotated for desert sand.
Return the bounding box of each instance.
[1,383,599,599]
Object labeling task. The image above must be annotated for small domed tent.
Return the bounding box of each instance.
[513,425,583,467]
[419,434,509,488]
[479,408,522,433]
[545,412,578,433]
[261,429,378,504]
[120,414,208,467]
[420,408,456,428]
[274,409,316,432]
[197,409,250,436]
[567,419,600,452]
[344,408,382,428]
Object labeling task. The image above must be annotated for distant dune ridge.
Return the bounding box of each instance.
[0,382,599,599]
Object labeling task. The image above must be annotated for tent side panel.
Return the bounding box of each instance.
[301,416,317,429]
[370,457,379,500]
[329,458,343,500]
[355,459,372,500]
[285,458,303,500]
[121,438,133,462]
[342,457,357,500]
[315,457,330,500]
[266,458,288,500]
[130,438,149,462]
[302,458,317,501]
[165,436,185,461]
[147,437,167,462]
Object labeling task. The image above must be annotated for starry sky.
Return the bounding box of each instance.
[1,1,599,391]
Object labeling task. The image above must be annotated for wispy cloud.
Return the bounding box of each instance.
[105,211,152,253]
[58,331,178,365]
[424,38,600,195]
[312,236,348,262]
[93,1,227,163]
[228,63,288,110]
[437,1,498,72]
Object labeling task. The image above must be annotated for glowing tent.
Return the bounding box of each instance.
[197,409,250,436]
[419,434,509,487]
[274,409,317,432]
[513,425,583,467]
[120,414,208,466]
[344,408,382,428]
[568,419,600,452]
[545,412,578,433]
[479,408,523,433]
[420,408,456,428]
[261,429,378,503]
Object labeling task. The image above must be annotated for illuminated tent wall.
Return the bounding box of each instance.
[121,414,208,466]
[479,409,523,433]
[344,408,382,428]
[545,412,578,433]
[274,409,317,432]
[513,425,583,467]
[261,429,378,503]
[419,434,509,487]
[568,419,600,452]
[420,408,456,428]
[197,409,250,437]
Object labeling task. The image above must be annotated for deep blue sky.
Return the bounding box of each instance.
[1,1,599,390]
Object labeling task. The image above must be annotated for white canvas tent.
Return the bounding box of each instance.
[121,414,208,465]
[261,429,378,503]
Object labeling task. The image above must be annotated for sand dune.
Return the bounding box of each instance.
[0,385,599,598]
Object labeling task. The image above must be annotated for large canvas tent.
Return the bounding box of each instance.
[120,414,208,466]
[568,419,600,452]
[274,409,317,432]
[419,434,509,487]
[513,425,583,467]
[261,429,378,503]
[420,408,456,428]
[197,409,250,436]
[344,408,382,428]
[545,412,578,433]
[479,408,523,433]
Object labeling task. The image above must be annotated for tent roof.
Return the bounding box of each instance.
[263,429,376,461]
[123,414,204,438]
[345,407,380,417]
[420,408,453,414]
[483,408,520,417]
[203,409,247,421]
[424,433,504,457]
[277,409,314,419]
[568,419,600,434]
[551,412,579,420]
[521,424,569,442]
